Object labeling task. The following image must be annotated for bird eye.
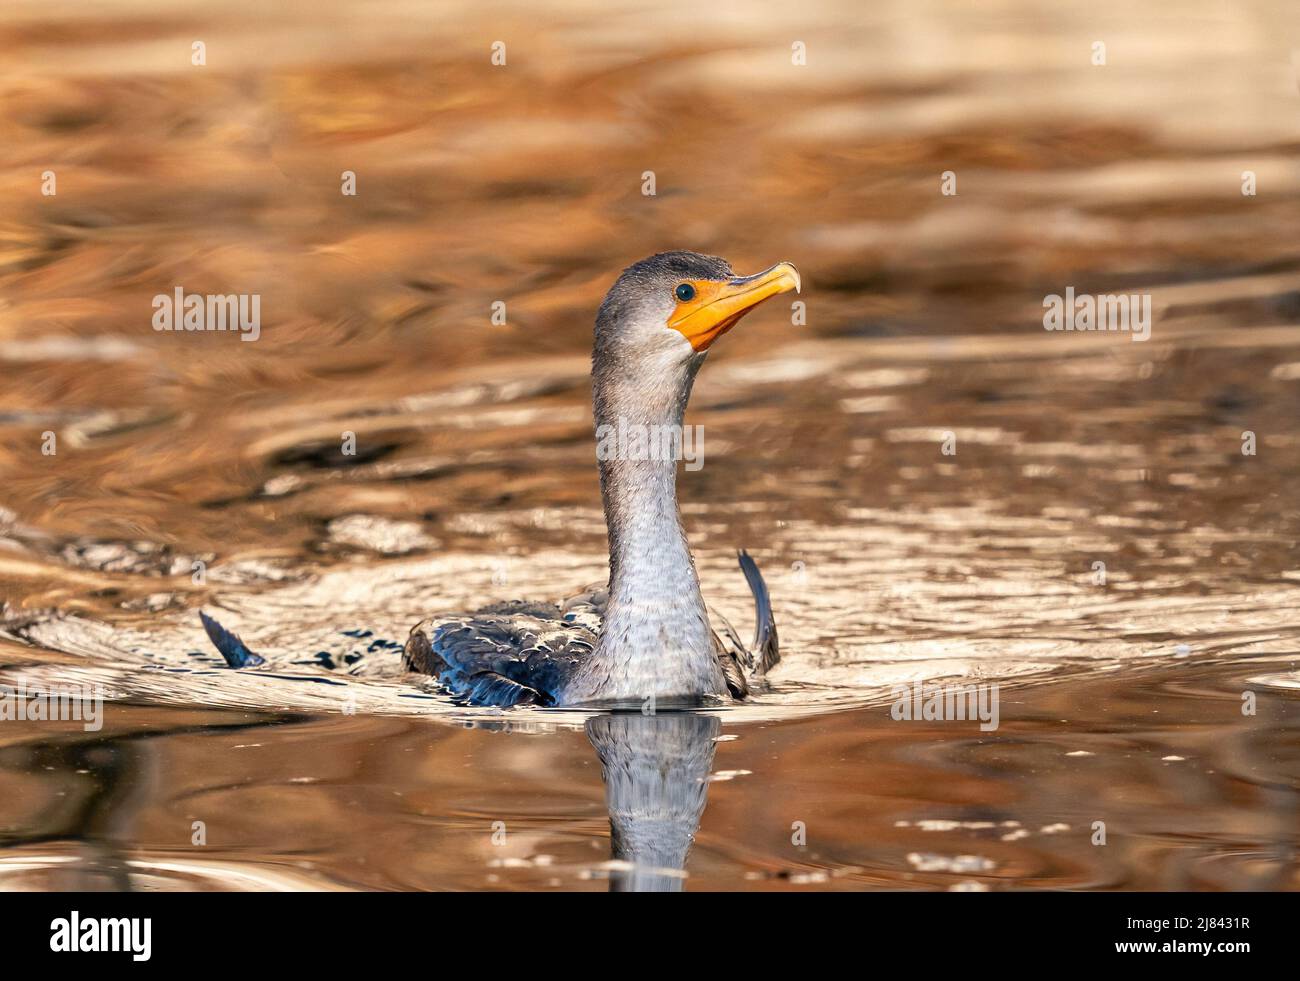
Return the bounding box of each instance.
[674,283,696,302]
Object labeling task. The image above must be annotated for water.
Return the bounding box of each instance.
[1,0,1299,890]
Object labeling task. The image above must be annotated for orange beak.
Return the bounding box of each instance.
[668,261,801,351]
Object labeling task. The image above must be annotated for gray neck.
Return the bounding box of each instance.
[562,356,725,705]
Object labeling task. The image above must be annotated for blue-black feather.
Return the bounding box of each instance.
[737,549,779,675]
[199,611,266,668]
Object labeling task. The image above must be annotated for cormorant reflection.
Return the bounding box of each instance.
[585,711,720,892]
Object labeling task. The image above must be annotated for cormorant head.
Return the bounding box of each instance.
[593,251,801,378]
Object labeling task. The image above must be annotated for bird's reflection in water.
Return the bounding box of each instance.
[585,711,720,892]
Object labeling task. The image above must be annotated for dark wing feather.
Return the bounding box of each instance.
[404,605,595,708]
[737,549,780,675]
[199,611,266,668]
[707,607,750,698]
